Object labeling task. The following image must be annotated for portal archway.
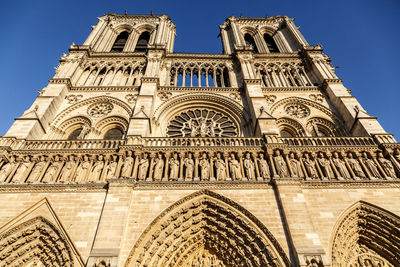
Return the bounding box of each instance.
[330,201,400,266]
[125,190,290,267]
[0,216,76,266]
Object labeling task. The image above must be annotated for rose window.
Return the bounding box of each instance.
[87,102,114,118]
[284,103,310,118]
[167,109,237,137]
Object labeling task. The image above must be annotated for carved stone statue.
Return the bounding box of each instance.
[42,156,63,183]
[303,153,318,179]
[377,152,396,178]
[153,153,164,181]
[12,156,30,183]
[26,156,46,183]
[332,152,350,179]
[59,156,74,183]
[274,150,289,177]
[229,153,241,180]
[214,153,226,181]
[88,155,104,183]
[74,155,90,183]
[244,153,255,180]
[169,153,179,180]
[184,153,194,180]
[77,124,91,140]
[121,151,133,177]
[199,153,210,180]
[258,153,270,179]
[288,152,302,178]
[106,156,118,180]
[0,156,15,183]
[317,152,334,179]
[361,152,380,179]
[138,153,149,181]
[347,153,366,179]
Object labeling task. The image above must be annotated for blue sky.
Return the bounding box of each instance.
[0,0,399,138]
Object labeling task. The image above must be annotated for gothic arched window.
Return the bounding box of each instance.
[263,34,279,53]
[111,31,129,52]
[244,33,259,53]
[68,128,83,140]
[134,31,150,52]
[104,128,124,140]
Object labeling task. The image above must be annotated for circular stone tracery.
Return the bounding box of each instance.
[87,102,114,118]
[284,103,310,118]
[167,109,237,138]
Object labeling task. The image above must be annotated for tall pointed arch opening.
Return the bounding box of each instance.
[330,201,400,266]
[125,190,290,267]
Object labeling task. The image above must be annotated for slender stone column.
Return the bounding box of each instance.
[194,152,200,181]
[326,152,340,180]
[147,153,155,182]
[297,152,308,180]
[252,152,261,180]
[179,152,185,181]
[283,150,293,178]
[372,152,387,179]
[355,152,371,179]
[132,152,141,180]
[238,152,245,180]
[163,152,170,181]
[223,152,231,181]
[342,152,356,180]
[267,149,278,178]
[312,152,323,180]
[209,152,215,181]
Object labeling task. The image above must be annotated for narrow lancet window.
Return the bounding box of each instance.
[264,34,279,53]
[111,31,129,52]
[244,33,259,53]
[134,31,150,52]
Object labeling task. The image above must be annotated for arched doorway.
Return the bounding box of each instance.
[125,190,290,267]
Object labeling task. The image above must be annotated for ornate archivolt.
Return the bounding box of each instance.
[270,97,347,137]
[50,96,131,139]
[276,117,305,137]
[94,116,129,137]
[0,216,75,266]
[153,93,249,137]
[330,201,400,267]
[125,190,290,267]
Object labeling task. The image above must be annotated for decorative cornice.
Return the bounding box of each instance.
[262,86,320,93]
[0,183,107,193]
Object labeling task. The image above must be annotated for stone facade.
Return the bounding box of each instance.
[0,13,399,267]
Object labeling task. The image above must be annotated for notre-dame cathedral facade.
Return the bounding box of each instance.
[0,13,399,267]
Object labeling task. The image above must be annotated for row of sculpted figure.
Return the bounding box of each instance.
[119,151,271,181]
[0,149,399,184]
[274,150,399,180]
[0,154,119,184]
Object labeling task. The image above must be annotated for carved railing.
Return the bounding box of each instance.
[19,139,124,150]
[132,137,264,148]
[280,136,377,147]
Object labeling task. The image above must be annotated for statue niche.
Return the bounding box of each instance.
[167,109,237,138]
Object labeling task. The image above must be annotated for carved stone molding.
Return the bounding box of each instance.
[331,201,400,266]
[125,189,290,267]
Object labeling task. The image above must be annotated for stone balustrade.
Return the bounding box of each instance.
[139,137,264,148]
[19,139,124,150]
[280,136,376,147]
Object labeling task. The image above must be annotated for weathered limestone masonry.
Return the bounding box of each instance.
[0,13,399,267]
